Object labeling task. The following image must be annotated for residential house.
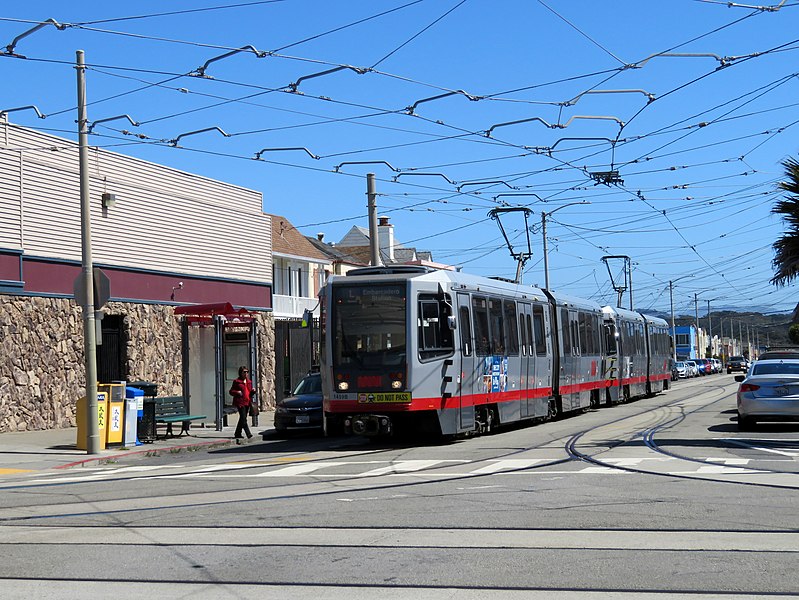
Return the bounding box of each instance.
[270,214,330,319]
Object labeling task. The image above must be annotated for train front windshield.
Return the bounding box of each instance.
[332,283,407,369]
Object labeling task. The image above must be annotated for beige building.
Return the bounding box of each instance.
[0,117,275,433]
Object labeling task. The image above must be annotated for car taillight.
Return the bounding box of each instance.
[739,383,760,392]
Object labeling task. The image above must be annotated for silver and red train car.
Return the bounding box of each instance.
[321,265,671,437]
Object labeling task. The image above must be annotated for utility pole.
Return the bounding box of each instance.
[669,281,676,362]
[739,321,744,357]
[694,293,699,359]
[366,173,381,266]
[77,50,99,454]
[707,299,712,357]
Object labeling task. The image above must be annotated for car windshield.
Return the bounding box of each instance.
[293,375,322,395]
[676,362,685,367]
[751,362,799,376]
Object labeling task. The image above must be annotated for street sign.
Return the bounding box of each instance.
[73,267,111,307]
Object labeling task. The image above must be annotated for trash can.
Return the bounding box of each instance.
[125,386,143,446]
[138,397,157,443]
[76,392,108,450]
[99,383,126,447]
[127,381,158,398]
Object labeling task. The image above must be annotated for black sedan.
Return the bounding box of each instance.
[273,372,323,432]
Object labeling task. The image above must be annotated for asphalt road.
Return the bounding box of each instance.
[1,374,797,599]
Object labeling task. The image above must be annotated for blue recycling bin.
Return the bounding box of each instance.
[125,386,145,446]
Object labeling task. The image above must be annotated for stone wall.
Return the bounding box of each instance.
[0,295,276,433]
[0,296,85,432]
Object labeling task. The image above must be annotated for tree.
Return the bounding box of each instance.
[772,157,799,286]
[789,324,799,345]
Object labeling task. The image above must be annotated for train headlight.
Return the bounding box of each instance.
[391,380,402,389]
[337,381,349,391]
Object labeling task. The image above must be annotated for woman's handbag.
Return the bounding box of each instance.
[249,401,260,417]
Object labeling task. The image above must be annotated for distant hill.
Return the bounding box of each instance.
[670,310,793,349]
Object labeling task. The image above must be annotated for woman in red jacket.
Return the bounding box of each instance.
[229,366,254,443]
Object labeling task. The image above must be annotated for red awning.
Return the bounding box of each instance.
[174,302,254,322]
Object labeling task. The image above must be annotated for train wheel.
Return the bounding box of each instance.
[547,398,559,420]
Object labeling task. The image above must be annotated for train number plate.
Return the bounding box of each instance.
[357,392,412,404]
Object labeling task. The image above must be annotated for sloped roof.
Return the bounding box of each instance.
[305,236,367,265]
[269,214,330,262]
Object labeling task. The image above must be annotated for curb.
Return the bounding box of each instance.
[54,437,234,470]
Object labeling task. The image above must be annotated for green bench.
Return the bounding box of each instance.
[153,396,207,437]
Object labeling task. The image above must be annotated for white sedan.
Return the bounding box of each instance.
[736,359,799,430]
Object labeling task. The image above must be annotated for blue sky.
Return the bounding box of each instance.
[2,0,798,316]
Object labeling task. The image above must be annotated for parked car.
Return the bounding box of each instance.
[685,360,699,377]
[711,358,722,373]
[674,361,688,378]
[736,358,799,429]
[273,372,323,432]
[695,358,712,375]
[727,356,748,374]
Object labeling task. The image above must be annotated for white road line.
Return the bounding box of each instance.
[469,459,548,474]
[254,462,348,477]
[357,460,461,477]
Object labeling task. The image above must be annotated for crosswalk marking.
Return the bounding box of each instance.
[469,459,547,474]
[357,460,462,477]
[3,455,798,487]
[255,462,347,477]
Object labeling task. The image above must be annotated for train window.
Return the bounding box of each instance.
[560,308,572,355]
[533,305,546,356]
[519,312,527,356]
[489,297,505,355]
[578,312,588,354]
[417,295,454,361]
[604,322,617,354]
[459,306,472,357]
[572,319,580,356]
[503,300,519,355]
[472,296,490,355]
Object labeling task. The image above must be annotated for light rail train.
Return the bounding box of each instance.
[320,265,671,437]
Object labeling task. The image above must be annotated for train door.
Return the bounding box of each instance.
[519,303,533,418]
[561,308,579,412]
[456,293,475,431]
[532,302,551,418]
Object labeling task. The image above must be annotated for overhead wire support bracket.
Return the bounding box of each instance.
[288,65,369,93]
[0,105,46,119]
[334,160,399,173]
[492,193,544,207]
[627,52,733,69]
[169,126,231,147]
[485,114,623,137]
[456,180,519,193]
[405,90,482,115]
[88,114,139,134]
[254,147,320,160]
[561,89,655,106]
[488,207,534,284]
[3,18,69,57]
[392,172,456,185]
[190,45,270,78]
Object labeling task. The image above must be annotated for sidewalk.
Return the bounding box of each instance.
[0,410,276,473]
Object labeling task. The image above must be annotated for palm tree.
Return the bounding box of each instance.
[771,157,799,286]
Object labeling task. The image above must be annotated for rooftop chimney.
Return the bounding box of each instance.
[377,216,394,262]
[317,232,325,242]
